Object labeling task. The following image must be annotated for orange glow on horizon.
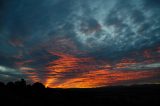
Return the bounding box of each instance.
[42,52,159,88]
[45,69,157,88]
[18,46,160,88]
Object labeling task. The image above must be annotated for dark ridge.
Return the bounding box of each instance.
[0,79,160,106]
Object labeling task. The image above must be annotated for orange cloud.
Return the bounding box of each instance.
[115,59,137,69]
[47,52,100,73]
[46,70,157,88]
[45,52,97,87]
[15,60,39,83]
[19,46,160,88]
[43,52,159,88]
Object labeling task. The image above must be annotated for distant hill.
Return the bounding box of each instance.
[0,80,160,106]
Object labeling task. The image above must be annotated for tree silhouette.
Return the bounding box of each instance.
[0,79,160,105]
[32,82,45,89]
[0,82,5,88]
[14,79,26,88]
[6,82,15,88]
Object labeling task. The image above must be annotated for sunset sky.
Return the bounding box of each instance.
[0,0,160,88]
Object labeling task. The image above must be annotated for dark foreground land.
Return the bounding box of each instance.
[0,80,160,106]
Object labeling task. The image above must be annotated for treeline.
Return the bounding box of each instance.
[0,79,45,89]
[0,79,160,105]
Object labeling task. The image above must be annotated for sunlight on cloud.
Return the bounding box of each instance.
[0,65,21,75]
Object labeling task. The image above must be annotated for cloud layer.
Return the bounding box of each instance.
[0,0,160,87]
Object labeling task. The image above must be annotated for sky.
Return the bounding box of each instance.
[0,0,160,88]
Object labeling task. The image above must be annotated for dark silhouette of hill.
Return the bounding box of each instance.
[0,79,160,106]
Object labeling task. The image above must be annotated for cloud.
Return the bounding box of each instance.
[0,65,25,82]
[67,0,160,58]
[0,0,159,58]
[0,0,159,87]
[125,63,160,70]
